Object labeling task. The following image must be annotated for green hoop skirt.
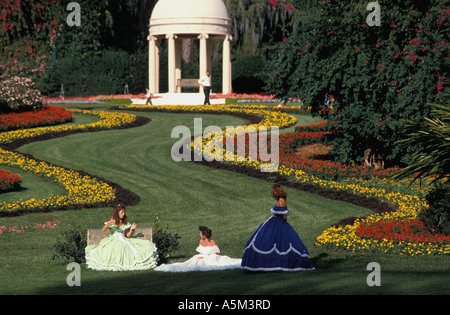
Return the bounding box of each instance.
[85,223,158,271]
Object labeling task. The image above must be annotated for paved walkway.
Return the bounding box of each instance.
[131,93,226,106]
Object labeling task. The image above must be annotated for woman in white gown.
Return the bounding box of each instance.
[155,226,242,272]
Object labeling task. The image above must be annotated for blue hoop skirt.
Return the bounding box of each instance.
[241,206,315,272]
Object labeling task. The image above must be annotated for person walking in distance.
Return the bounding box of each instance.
[199,70,211,105]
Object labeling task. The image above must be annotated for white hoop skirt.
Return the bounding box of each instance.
[155,244,242,272]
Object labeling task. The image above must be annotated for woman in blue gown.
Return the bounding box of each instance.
[241,183,315,272]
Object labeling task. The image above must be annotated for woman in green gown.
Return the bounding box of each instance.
[85,204,158,271]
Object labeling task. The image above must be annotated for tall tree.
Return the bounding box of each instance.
[226,0,292,55]
[265,0,448,167]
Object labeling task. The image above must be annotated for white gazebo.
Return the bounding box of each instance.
[147,0,233,97]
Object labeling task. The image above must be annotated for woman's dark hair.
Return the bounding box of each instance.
[199,226,212,239]
[271,183,287,200]
[112,203,128,225]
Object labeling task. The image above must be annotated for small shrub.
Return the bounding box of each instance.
[152,214,181,265]
[52,225,87,264]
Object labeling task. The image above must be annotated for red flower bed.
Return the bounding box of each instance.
[223,121,401,181]
[356,218,450,245]
[278,120,402,180]
[0,169,21,193]
[0,104,73,131]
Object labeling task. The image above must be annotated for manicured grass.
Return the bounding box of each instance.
[1,104,449,296]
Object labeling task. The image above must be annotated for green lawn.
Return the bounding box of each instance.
[1,104,449,295]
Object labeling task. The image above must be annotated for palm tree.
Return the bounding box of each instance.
[393,95,449,235]
[393,99,449,188]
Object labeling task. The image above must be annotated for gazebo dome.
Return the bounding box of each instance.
[149,0,231,37]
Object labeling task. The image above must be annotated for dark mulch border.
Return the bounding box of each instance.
[188,144,397,228]
[119,106,398,228]
[1,106,398,227]
[0,114,150,217]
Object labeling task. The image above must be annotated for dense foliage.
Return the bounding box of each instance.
[0,0,60,80]
[393,100,450,234]
[265,0,448,167]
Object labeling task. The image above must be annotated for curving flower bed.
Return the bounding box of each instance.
[119,103,448,256]
[2,102,446,255]
[0,109,139,215]
[0,105,75,194]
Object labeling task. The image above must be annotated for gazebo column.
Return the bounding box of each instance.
[155,38,160,93]
[198,33,210,93]
[148,35,160,94]
[167,34,178,93]
[222,35,232,95]
[175,39,182,93]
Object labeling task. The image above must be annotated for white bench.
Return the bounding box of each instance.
[177,78,200,89]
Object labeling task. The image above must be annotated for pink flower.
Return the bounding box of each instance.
[392,82,397,86]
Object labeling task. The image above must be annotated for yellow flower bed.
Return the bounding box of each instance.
[5,103,444,255]
[124,104,296,170]
[123,104,448,256]
[0,109,137,214]
[0,109,136,145]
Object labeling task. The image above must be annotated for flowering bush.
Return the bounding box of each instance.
[0,76,44,113]
[0,168,21,193]
[0,1,59,82]
[265,0,448,166]
[0,104,73,131]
